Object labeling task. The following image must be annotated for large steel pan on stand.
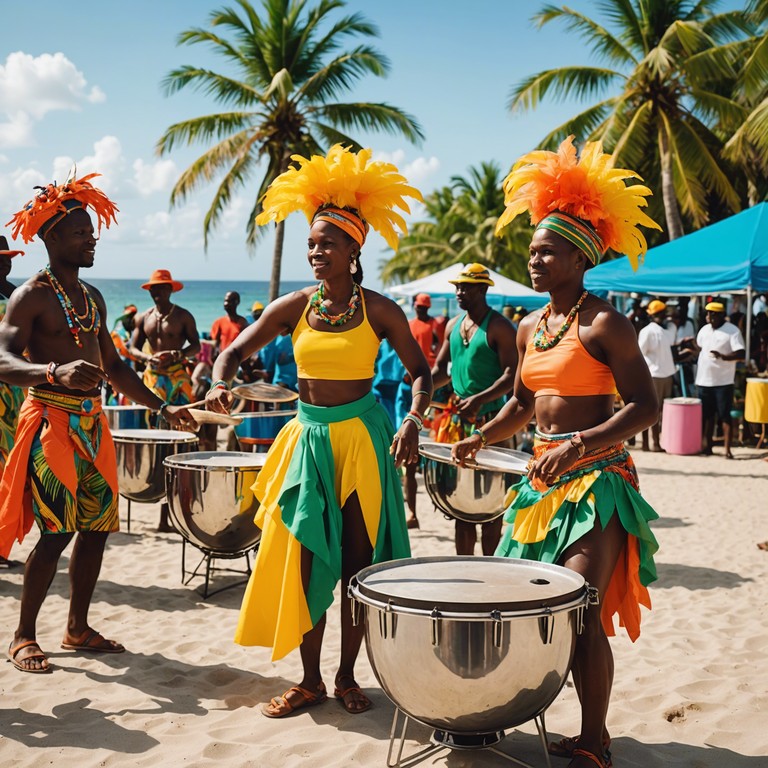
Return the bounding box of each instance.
[164,451,265,598]
[419,440,530,523]
[349,556,594,767]
[111,428,198,531]
[230,382,299,453]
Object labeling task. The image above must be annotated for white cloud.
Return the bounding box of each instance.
[137,205,204,249]
[0,52,105,147]
[132,158,178,196]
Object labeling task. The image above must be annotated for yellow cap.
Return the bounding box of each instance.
[448,263,495,286]
[251,301,265,312]
[647,300,667,315]
[705,301,725,313]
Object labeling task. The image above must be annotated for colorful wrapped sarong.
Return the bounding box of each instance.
[0,381,25,473]
[496,431,658,641]
[0,388,119,558]
[143,361,192,405]
[235,392,411,661]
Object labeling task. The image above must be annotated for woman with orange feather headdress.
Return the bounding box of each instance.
[205,145,432,718]
[452,137,662,768]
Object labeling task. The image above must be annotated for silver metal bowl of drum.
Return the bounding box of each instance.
[419,440,530,523]
[163,451,264,556]
[349,556,593,765]
[112,429,198,504]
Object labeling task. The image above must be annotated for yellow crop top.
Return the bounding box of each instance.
[292,288,380,380]
[521,319,616,397]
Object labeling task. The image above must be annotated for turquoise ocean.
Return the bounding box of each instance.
[17,278,309,337]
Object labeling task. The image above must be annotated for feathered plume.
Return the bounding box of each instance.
[7,172,119,244]
[495,136,661,270]
[255,145,423,250]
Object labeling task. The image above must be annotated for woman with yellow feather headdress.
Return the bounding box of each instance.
[452,137,662,768]
[206,145,431,717]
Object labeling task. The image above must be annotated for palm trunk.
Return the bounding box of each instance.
[269,219,285,303]
[658,125,684,241]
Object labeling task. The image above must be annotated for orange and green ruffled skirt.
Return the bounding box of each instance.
[234,392,411,661]
[496,433,659,642]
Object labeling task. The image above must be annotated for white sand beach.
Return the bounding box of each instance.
[1,445,767,767]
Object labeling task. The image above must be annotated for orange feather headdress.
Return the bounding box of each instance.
[7,172,119,244]
[495,136,661,269]
[255,145,423,251]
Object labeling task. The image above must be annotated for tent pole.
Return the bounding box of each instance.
[746,286,753,367]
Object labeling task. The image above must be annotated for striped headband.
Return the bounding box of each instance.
[312,206,368,247]
[536,211,604,266]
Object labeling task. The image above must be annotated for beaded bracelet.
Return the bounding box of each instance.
[475,428,488,447]
[403,413,423,430]
[209,379,229,392]
[45,361,58,385]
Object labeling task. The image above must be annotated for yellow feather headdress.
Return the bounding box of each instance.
[255,145,423,250]
[495,136,661,270]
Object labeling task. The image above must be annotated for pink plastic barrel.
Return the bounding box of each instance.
[661,397,702,455]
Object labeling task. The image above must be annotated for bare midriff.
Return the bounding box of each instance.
[297,378,374,408]
[534,394,616,435]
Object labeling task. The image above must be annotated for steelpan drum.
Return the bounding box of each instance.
[103,404,151,431]
[419,440,529,523]
[234,409,297,452]
[350,556,588,735]
[112,429,198,503]
[164,451,264,555]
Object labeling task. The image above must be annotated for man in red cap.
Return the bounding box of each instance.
[131,269,200,531]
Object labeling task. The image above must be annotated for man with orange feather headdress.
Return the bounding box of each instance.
[452,137,662,768]
[0,173,196,673]
[206,145,432,718]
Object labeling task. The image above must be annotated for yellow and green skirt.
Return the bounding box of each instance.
[496,432,658,642]
[235,392,411,661]
[143,361,192,405]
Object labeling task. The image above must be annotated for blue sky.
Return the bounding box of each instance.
[0,0,737,289]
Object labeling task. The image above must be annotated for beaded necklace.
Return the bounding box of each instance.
[310,282,361,326]
[44,266,101,348]
[533,290,588,351]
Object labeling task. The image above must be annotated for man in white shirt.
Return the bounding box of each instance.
[638,300,677,451]
[692,301,746,458]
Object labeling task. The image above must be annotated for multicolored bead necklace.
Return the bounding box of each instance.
[533,290,588,351]
[44,266,101,347]
[310,281,361,326]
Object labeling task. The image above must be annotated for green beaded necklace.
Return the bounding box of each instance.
[310,282,361,326]
[533,290,588,351]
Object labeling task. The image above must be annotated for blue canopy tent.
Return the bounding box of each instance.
[585,203,768,360]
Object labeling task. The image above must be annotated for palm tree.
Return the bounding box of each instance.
[722,0,768,205]
[157,0,423,301]
[380,162,531,285]
[508,0,754,240]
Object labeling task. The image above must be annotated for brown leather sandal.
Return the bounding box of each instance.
[262,682,327,718]
[572,747,613,768]
[548,735,611,759]
[334,682,371,713]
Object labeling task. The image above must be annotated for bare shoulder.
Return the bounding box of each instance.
[584,294,632,332]
[515,311,540,345]
[7,274,52,308]
[363,288,405,318]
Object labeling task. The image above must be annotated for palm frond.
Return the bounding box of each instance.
[312,102,424,143]
[156,112,258,155]
[508,66,622,113]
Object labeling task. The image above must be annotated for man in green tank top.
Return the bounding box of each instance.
[432,263,518,555]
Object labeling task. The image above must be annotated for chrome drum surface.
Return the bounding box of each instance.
[163,451,264,555]
[419,441,529,523]
[112,429,198,503]
[350,556,587,734]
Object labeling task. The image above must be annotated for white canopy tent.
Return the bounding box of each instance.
[386,263,548,309]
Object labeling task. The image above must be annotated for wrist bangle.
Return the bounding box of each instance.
[569,432,586,458]
[209,379,229,392]
[413,389,430,398]
[403,413,423,430]
[159,402,169,416]
[46,361,58,385]
[475,428,488,447]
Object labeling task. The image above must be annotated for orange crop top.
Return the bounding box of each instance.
[521,319,616,397]
[292,288,380,380]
